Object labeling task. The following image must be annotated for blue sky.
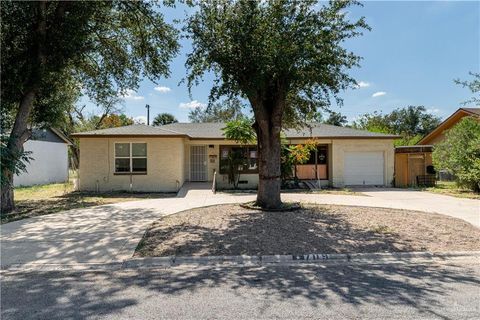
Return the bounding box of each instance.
[81,1,479,123]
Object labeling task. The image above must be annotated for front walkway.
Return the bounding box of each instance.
[1,185,478,268]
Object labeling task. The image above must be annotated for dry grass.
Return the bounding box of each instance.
[136,204,480,257]
[423,181,480,200]
[1,182,175,224]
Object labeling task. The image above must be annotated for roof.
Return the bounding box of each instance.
[462,107,480,116]
[30,128,73,145]
[417,107,480,145]
[72,122,398,139]
[71,124,184,137]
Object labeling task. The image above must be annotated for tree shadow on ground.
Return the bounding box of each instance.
[136,205,453,256]
[3,191,175,224]
[2,261,479,320]
[2,205,479,319]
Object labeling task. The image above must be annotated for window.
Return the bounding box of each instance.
[219,146,258,174]
[114,143,147,173]
[305,146,328,165]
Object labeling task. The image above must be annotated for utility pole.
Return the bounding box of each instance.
[145,104,150,125]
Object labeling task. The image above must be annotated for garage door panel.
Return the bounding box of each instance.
[344,152,384,185]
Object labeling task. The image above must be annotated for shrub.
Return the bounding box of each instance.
[433,117,480,192]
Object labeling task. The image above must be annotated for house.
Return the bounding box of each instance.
[71,122,398,192]
[394,107,480,187]
[14,128,72,187]
[417,107,480,145]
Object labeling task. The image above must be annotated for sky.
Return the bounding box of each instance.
[80,1,480,124]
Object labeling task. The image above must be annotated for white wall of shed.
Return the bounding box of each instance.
[14,140,69,187]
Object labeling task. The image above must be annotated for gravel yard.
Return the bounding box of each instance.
[135,204,480,257]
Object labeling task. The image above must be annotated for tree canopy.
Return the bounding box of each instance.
[1,0,179,212]
[189,98,246,123]
[324,111,348,127]
[152,113,178,126]
[455,72,479,106]
[186,0,368,208]
[352,106,442,145]
[432,117,480,192]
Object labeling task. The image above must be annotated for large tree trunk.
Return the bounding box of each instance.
[253,96,285,209]
[1,1,46,214]
[1,90,36,213]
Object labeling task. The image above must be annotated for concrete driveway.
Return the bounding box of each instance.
[1,186,478,268]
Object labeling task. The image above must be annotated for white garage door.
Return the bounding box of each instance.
[344,152,384,186]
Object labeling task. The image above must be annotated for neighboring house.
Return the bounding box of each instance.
[394,107,480,187]
[417,107,480,145]
[14,128,72,187]
[71,123,398,192]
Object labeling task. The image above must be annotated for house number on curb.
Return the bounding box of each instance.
[292,254,329,261]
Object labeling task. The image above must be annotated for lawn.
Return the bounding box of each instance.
[423,181,480,200]
[135,204,480,257]
[2,182,175,224]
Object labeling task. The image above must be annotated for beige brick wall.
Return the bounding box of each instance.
[79,136,394,192]
[330,139,395,187]
[78,137,185,192]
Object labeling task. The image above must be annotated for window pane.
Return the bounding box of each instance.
[115,158,130,172]
[115,143,130,157]
[249,158,258,170]
[132,143,147,157]
[132,158,147,172]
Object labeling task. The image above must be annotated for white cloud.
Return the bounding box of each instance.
[427,107,441,114]
[356,81,370,88]
[178,100,206,109]
[133,116,147,124]
[119,89,144,100]
[372,91,387,98]
[154,86,171,93]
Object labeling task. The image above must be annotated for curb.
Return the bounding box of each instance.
[2,251,478,273]
[124,250,480,269]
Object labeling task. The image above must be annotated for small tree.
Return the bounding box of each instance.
[281,139,318,182]
[222,118,256,188]
[432,117,480,192]
[152,113,178,126]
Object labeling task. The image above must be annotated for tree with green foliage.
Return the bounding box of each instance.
[455,72,479,106]
[222,118,257,188]
[432,117,480,193]
[188,98,246,123]
[352,106,441,146]
[152,113,178,126]
[186,0,368,208]
[1,1,179,213]
[324,111,348,127]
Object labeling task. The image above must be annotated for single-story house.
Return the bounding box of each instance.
[71,122,398,192]
[417,107,480,145]
[14,128,72,187]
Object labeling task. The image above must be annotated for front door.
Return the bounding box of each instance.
[190,145,208,181]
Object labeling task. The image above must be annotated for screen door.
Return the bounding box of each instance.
[190,145,208,181]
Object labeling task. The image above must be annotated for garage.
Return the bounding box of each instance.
[344,151,384,185]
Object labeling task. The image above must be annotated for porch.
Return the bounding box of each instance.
[185,143,332,189]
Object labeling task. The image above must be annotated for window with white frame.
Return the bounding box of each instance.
[114,143,147,173]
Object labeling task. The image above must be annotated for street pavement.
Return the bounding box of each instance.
[1,258,479,319]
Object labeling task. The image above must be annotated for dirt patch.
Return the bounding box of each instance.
[136,204,480,257]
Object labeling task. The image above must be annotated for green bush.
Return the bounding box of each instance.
[433,117,480,192]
